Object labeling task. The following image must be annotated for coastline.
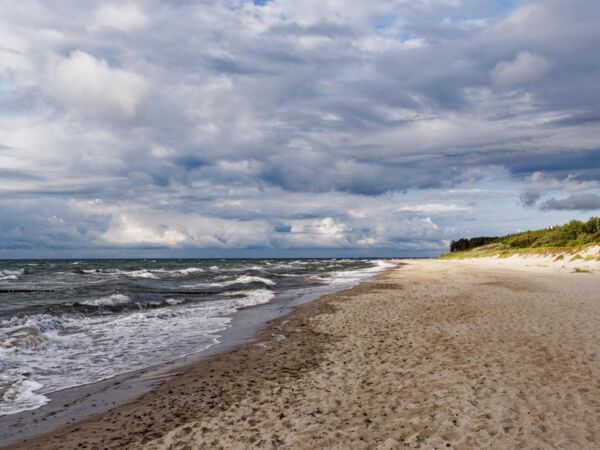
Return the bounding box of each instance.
[0,262,398,449]
[5,259,600,449]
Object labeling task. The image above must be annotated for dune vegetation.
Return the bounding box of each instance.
[443,217,600,259]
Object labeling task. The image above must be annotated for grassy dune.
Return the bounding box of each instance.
[443,217,600,260]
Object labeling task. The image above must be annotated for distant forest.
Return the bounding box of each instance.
[450,217,600,252]
[450,237,499,252]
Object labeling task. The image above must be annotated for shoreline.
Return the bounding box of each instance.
[5,259,600,449]
[0,264,397,448]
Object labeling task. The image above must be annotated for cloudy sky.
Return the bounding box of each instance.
[1,0,599,258]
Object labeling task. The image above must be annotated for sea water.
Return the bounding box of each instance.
[0,258,393,416]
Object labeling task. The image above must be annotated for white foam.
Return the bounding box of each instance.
[164,298,184,306]
[0,377,48,416]
[150,267,205,276]
[319,260,396,287]
[122,270,158,279]
[81,269,158,279]
[0,285,283,416]
[175,267,204,275]
[240,265,264,270]
[1,269,24,276]
[213,275,275,287]
[0,275,18,281]
[82,267,204,278]
[184,275,276,289]
[0,268,24,281]
[81,294,132,307]
[1,325,46,351]
[0,315,82,354]
[0,298,246,415]
[225,289,275,308]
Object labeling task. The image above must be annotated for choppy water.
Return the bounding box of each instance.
[0,258,393,416]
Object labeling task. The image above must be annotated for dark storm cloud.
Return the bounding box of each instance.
[520,189,541,208]
[486,149,600,182]
[541,194,600,211]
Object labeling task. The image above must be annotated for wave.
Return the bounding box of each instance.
[0,259,390,416]
[1,269,25,276]
[0,299,235,416]
[172,267,204,275]
[225,289,275,308]
[0,268,24,281]
[185,275,276,289]
[81,294,132,307]
[145,298,186,308]
[312,260,396,286]
[0,275,18,281]
[80,268,158,279]
[78,267,204,278]
[1,325,47,351]
[215,275,276,287]
[0,314,71,353]
[164,298,185,306]
[150,267,205,276]
[121,270,158,279]
[0,377,48,416]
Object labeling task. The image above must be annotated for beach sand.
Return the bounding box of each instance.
[5,259,600,449]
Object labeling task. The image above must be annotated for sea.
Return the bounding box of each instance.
[0,258,394,416]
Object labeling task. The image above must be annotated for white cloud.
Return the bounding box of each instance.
[151,146,177,158]
[491,51,552,87]
[45,50,150,118]
[100,210,272,248]
[92,3,149,32]
[395,203,469,214]
[216,160,264,176]
[277,217,351,248]
[356,216,443,249]
[528,172,598,193]
[0,47,29,74]
[520,171,599,207]
[102,215,190,247]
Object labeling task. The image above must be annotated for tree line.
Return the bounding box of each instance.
[449,237,499,252]
[449,217,600,252]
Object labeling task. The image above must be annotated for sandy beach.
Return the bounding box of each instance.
[5,259,600,449]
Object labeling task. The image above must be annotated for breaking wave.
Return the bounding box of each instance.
[0,268,25,281]
[81,294,132,307]
[0,258,394,416]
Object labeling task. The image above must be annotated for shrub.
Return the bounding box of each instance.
[447,217,600,253]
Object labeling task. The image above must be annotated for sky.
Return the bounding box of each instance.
[0,0,599,258]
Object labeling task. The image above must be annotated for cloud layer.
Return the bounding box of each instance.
[1,0,599,256]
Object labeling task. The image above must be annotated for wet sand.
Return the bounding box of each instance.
[5,259,600,449]
[0,280,349,447]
